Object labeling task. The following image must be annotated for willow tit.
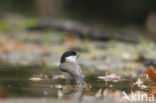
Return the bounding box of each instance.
[59,51,86,87]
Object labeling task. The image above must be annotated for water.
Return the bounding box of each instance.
[0,64,154,102]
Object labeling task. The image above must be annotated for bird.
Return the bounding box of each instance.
[59,51,86,87]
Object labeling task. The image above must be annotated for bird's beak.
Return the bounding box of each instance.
[76,54,80,58]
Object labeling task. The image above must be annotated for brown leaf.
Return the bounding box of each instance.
[0,85,8,98]
[143,68,156,81]
[148,83,156,97]
[40,51,51,57]
[64,35,77,45]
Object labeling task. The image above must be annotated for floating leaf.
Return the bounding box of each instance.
[143,68,156,81]
[97,74,124,82]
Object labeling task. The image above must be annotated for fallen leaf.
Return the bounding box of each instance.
[0,85,8,98]
[29,77,42,81]
[40,51,51,57]
[143,68,156,81]
[148,83,156,97]
[135,78,143,87]
[98,74,123,82]
[64,35,78,45]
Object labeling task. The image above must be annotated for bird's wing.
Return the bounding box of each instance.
[59,62,83,78]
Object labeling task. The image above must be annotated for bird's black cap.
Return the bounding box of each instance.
[60,51,77,63]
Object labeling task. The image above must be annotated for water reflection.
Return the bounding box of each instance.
[57,88,83,103]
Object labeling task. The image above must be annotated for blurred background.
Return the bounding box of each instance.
[0,0,156,34]
[0,0,156,103]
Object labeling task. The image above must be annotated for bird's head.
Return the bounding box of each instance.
[60,51,79,63]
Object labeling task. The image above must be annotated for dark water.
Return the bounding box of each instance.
[0,64,152,102]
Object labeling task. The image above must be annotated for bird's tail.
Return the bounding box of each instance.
[78,77,86,87]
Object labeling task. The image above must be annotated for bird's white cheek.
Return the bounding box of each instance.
[66,56,77,62]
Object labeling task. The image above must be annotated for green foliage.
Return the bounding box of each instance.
[140,37,152,45]
[42,30,53,45]
[0,20,12,31]
[21,18,38,28]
